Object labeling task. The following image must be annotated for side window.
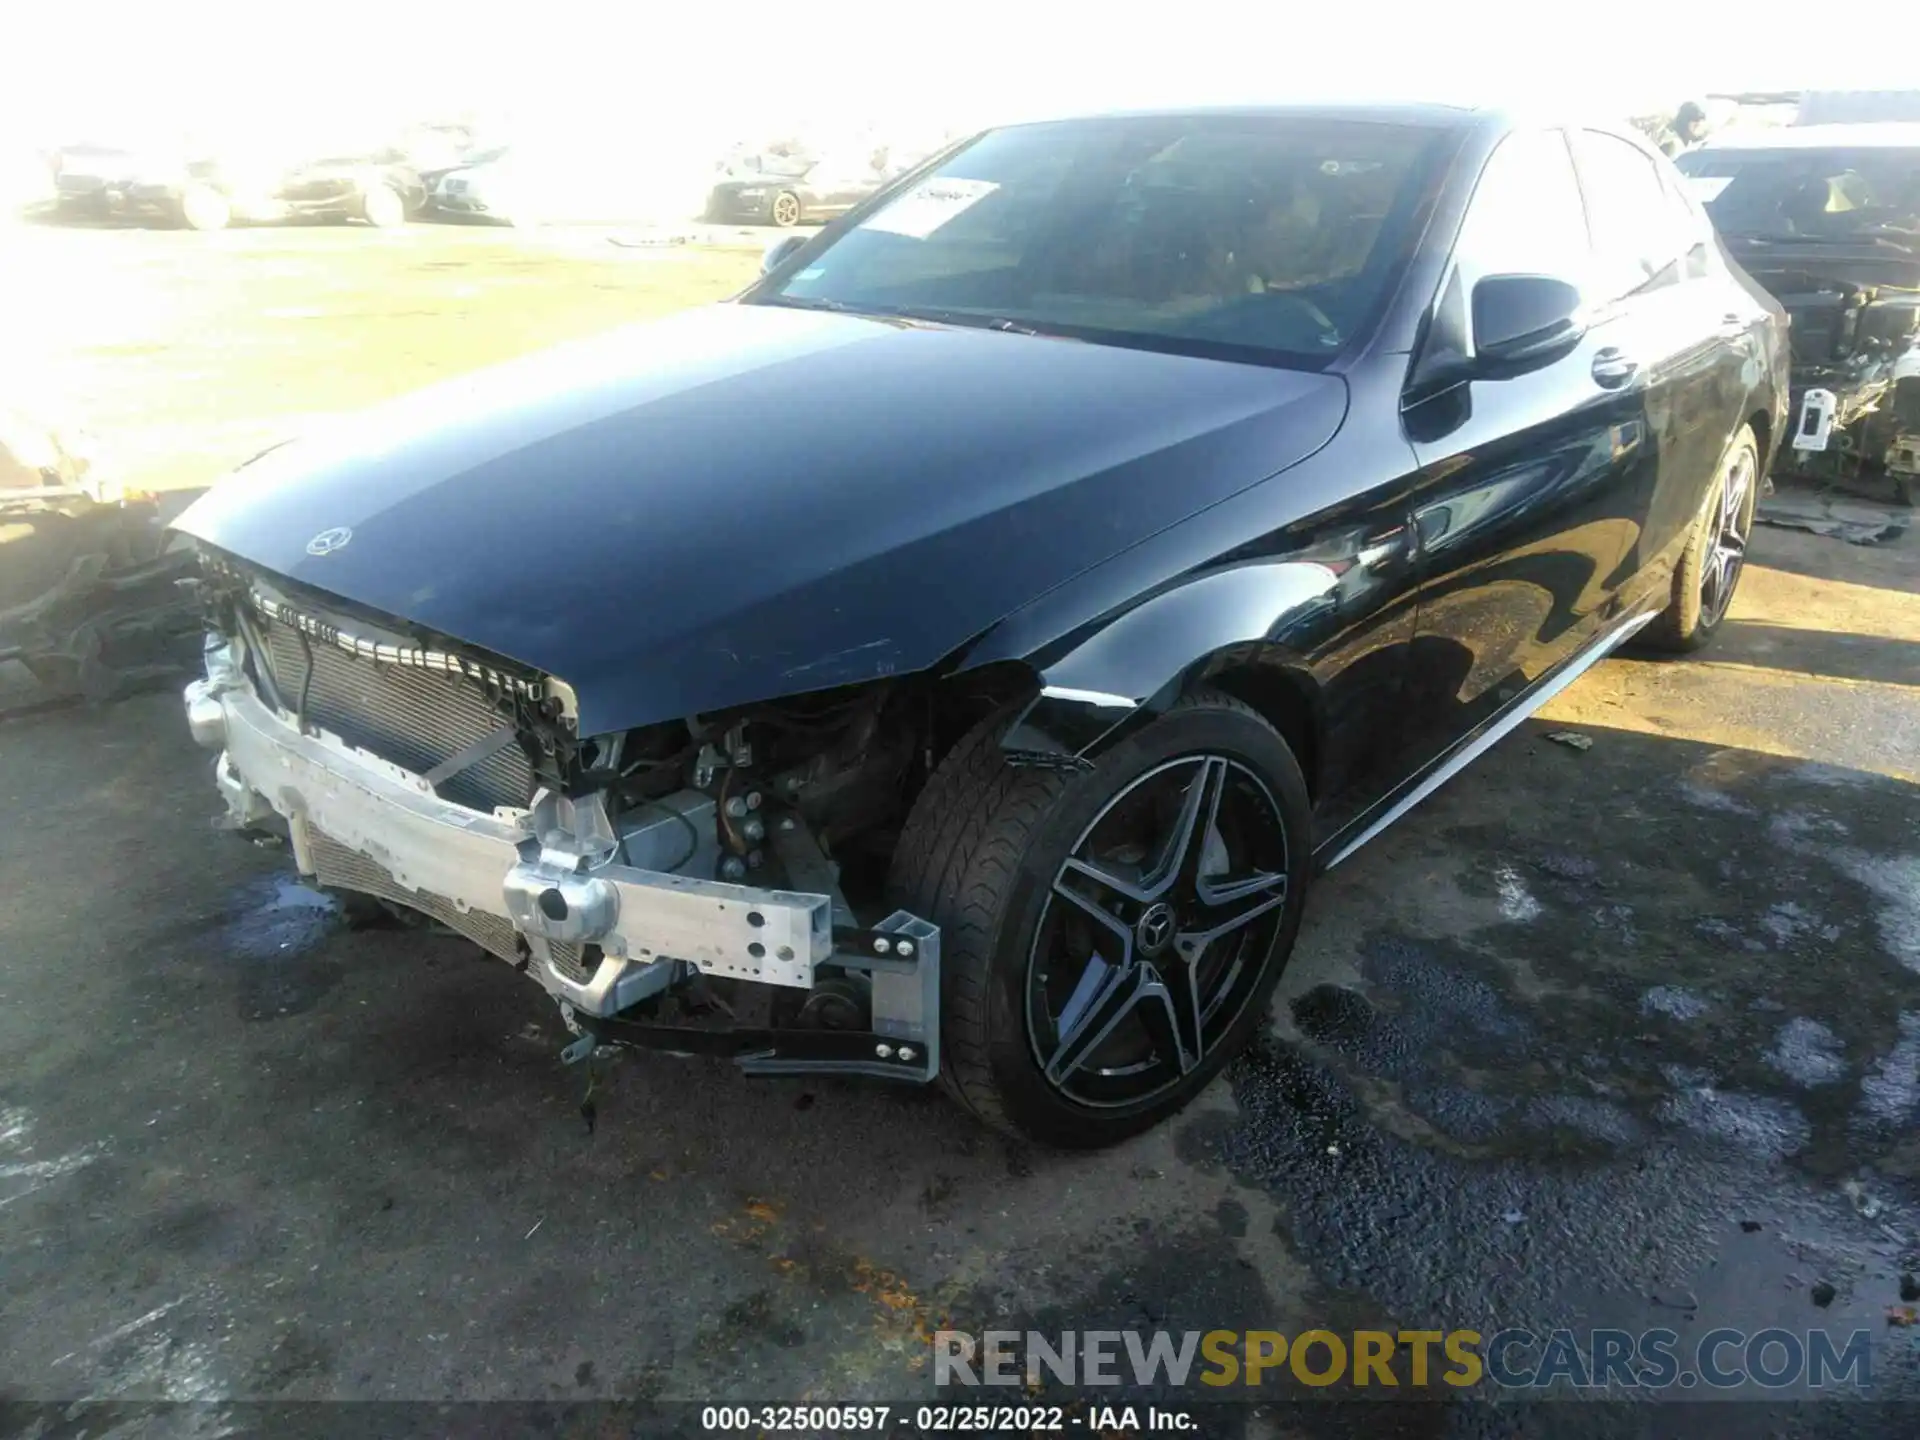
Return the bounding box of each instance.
[1452,128,1593,294]
[1658,167,1713,280]
[1569,129,1686,300]
[1432,129,1591,363]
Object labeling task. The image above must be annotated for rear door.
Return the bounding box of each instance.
[1566,127,1743,610]
[1398,127,1652,756]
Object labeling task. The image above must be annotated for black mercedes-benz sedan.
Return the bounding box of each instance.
[171,105,1788,1147]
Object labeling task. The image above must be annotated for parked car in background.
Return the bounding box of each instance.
[51,144,146,218]
[706,153,892,226]
[79,141,427,230]
[172,105,1786,1147]
[716,149,813,181]
[418,143,505,198]
[432,142,708,226]
[1677,125,1920,501]
[430,146,571,225]
[1796,91,1920,126]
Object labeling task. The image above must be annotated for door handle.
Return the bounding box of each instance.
[1591,348,1639,388]
[1356,525,1411,573]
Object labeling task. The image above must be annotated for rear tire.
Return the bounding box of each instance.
[1642,424,1758,653]
[771,190,802,228]
[887,689,1311,1147]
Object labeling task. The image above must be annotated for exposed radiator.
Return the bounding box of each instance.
[256,612,534,814]
[308,829,591,984]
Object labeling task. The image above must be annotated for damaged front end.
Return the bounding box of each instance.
[1761,259,1920,505]
[183,553,947,1087]
[1679,137,1920,506]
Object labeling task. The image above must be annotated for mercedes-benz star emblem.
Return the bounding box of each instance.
[305,526,353,557]
[1135,902,1176,956]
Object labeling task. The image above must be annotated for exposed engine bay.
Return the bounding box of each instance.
[1678,137,1920,506]
[184,552,1034,1099]
[1755,258,1920,505]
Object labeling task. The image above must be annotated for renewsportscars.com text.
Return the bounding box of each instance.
[935,1326,1875,1391]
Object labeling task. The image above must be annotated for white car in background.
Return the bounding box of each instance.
[432,144,707,227]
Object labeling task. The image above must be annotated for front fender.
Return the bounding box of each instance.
[986,558,1345,766]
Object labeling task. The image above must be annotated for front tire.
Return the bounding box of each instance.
[770,190,802,228]
[1642,424,1758,652]
[888,689,1311,1147]
[359,184,406,228]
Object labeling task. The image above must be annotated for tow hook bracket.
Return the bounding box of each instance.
[741,909,942,1083]
[562,910,943,1087]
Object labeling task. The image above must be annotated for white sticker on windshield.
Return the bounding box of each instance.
[795,267,826,280]
[860,177,999,239]
[1682,175,1733,202]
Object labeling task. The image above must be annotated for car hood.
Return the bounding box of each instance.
[1728,240,1920,294]
[173,303,1346,735]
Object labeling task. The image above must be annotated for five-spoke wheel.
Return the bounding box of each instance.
[889,689,1310,1147]
[1644,423,1760,653]
[1030,755,1289,1106]
[1699,441,1754,629]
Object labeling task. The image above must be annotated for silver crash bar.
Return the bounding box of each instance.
[186,668,840,1011]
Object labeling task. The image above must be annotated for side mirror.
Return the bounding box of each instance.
[761,234,808,275]
[1471,274,1586,367]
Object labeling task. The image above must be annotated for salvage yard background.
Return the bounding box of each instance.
[5,213,1920,1424]
[11,220,766,493]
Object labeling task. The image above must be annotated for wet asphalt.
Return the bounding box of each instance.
[2,522,1919,1438]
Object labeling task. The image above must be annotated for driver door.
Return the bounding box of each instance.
[1397,127,1654,763]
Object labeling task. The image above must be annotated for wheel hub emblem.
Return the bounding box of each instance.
[1135,902,1176,957]
[305,526,353,557]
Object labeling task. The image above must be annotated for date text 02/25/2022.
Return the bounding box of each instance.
[700,1403,1197,1432]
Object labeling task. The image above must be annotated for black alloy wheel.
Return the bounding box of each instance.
[1026,754,1289,1108]
[888,689,1311,1147]
[1644,424,1759,653]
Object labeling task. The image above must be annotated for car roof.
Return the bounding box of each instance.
[1699,122,1920,152]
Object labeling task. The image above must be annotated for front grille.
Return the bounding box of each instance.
[255,611,535,814]
[308,830,592,983]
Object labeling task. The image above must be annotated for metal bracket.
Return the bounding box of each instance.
[738,911,941,1081]
[568,911,943,1085]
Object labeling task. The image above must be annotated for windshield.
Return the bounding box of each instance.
[1676,146,1920,244]
[748,115,1446,367]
